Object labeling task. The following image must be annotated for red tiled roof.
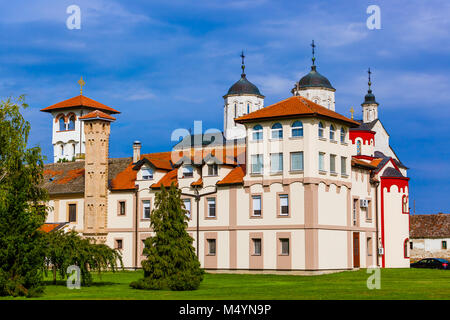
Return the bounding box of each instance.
[41,95,120,114]
[410,214,450,238]
[235,96,360,126]
[39,223,67,233]
[151,169,178,189]
[351,157,377,170]
[79,110,116,121]
[191,177,203,187]
[217,166,245,186]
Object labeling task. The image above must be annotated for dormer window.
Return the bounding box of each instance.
[142,168,153,180]
[207,164,218,176]
[253,125,263,141]
[271,123,283,139]
[182,165,193,178]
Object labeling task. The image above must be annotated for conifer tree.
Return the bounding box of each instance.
[0,96,48,297]
[130,184,203,291]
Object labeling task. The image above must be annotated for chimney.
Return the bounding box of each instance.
[133,141,141,163]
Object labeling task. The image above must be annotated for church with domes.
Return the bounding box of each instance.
[40,43,411,271]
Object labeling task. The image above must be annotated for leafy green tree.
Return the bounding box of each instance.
[130,184,204,291]
[0,96,48,297]
[44,230,123,286]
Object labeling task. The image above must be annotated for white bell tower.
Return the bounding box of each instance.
[223,52,264,140]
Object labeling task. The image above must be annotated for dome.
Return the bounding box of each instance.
[362,90,378,105]
[298,66,334,90]
[226,73,263,96]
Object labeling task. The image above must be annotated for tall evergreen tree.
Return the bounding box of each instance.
[131,184,204,291]
[0,96,48,297]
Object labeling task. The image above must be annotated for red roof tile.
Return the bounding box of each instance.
[41,95,120,114]
[235,96,359,126]
[79,110,116,121]
[216,166,245,186]
[191,177,203,187]
[151,169,178,189]
[410,214,450,238]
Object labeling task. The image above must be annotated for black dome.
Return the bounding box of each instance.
[226,74,262,96]
[362,90,378,105]
[298,66,334,90]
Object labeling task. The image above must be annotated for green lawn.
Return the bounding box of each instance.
[1,269,449,300]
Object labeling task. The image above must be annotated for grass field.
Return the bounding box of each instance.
[1,268,449,300]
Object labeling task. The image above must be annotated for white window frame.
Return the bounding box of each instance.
[290,151,304,171]
[270,153,283,173]
[142,200,151,219]
[251,154,263,174]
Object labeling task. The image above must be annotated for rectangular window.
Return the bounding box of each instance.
[290,152,304,171]
[319,152,325,171]
[353,199,358,226]
[251,154,263,174]
[182,165,193,178]
[115,239,123,250]
[207,198,216,217]
[253,238,262,256]
[280,238,289,255]
[252,195,261,216]
[410,241,413,250]
[367,237,373,256]
[207,239,216,255]
[119,201,126,216]
[142,200,151,219]
[68,204,77,222]
[443,241,447,250]
[279,195,289,216]
[207,164,218,176]
[330,154,336,173]
[183,199,191,218]
[341,157,347,175]
[271,153,283,173]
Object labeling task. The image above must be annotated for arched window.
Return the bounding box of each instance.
[318,122,324,138]
[72,144,76,157]
[330,125,336,141]
[234,104,237,118]
[291,121,303,137]
[402,196,409,213]
[247,103,250,114]
[404,238,410,258]
[68,116,75,130]
[60,145,64,156]
[340,128,346,143]
[357,140,362,155]
[271,123,283,139]
[253,125,263,141]
[59,117,66,131]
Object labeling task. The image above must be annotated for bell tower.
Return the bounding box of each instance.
[362,68,379,123]
[223,51,264,140]
[80,110,116,243]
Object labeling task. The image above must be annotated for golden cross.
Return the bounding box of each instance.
[78,77,85,95]
[350,106,355,119]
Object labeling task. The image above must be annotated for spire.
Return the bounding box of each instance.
[240,50,246,77]
[311,40,316,68]
[362,68,378,105]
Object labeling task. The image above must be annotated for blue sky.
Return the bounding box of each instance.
[1,0,449,214]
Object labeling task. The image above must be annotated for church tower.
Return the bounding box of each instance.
[361,68,379,123]
[223,52,264,140]
[80,110,116,243]
[40,77,120,163]
[292,41,336,111]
